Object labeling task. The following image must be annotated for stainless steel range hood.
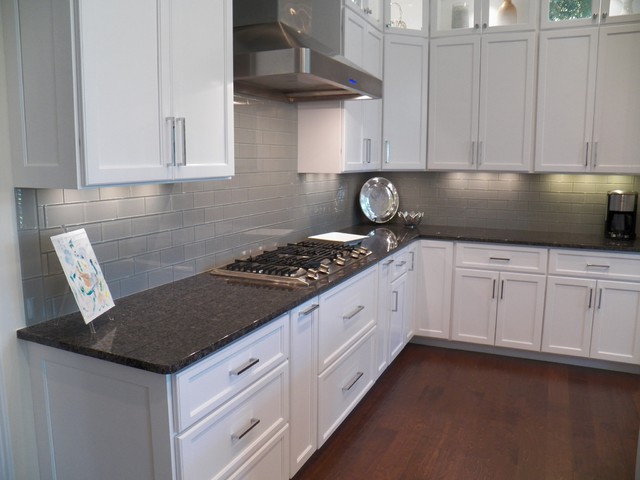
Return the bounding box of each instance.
[233,0,382,103]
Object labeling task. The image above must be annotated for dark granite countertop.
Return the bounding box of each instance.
[17,224,640,375]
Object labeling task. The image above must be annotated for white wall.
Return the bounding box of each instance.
[0,3,40,479]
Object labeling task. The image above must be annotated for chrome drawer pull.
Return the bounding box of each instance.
[392,291,399,312]
[598,288,603,309]
[299,304,319,317]
[489,257,511,262]
[588,288,593,309]
[395,261,407,267]
[383,259,394,266]
[231,418,260,441]
[342,371,364,392]
[229,358,259,377]
[586,264,610,269]
[343,305,365,320]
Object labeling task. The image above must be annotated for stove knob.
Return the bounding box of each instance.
[319,264,330,274]
[350,251,360,258]
[307,268,319,280]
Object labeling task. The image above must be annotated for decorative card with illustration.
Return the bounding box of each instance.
[51,228,114,324]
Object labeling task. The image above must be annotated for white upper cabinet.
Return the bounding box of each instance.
[382,34,429,170]
[346,0,384,28]
[431,0,538,36]
[298,7,382,173]
[428,32,536,171]
[535,24,640,173]
[541,0,640,29]
[384,0,429,35]
[8,0,234,188]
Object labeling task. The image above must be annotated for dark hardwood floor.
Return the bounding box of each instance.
[293,344,640,480]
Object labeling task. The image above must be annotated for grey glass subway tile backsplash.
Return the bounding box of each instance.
[15,98,640,326]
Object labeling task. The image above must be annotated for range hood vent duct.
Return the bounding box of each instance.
[233,0,382,103]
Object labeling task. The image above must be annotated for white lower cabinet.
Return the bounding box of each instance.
[175,363,289,480]
[289,298,319,477]
[317,327,376,447]
[451,244,547,351]
[543,250,640,364]
[414,240,454,339]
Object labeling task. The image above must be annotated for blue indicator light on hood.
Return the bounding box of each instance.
[348,78,358,85]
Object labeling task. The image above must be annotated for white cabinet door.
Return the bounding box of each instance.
[494,272,545,351]
[382,34,428,170]
[451,268,498,345]
[376,257,395,376]
[428,36,481,170]
[591,280,640,364]
[170,0,234,181]
[542,276,595,357]
[535,28,599,172]
[79,0,168,185]
[536,24,640,174]
[289,299,319,476]
[477,32,536,172]
[11,0,233,187]
[591,24,640,174]
[415,241,453,339]
[388,271,408,360]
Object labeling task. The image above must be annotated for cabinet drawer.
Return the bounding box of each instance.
[317,327,375,447]
[318,266,377,372]
[390,248,412,281]
[228,425,289,480]
[175,362,288,480]
[549,249,640,281]
[174,315,288,432]
[455,243,548,273]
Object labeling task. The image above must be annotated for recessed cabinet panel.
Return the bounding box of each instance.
[542,276,595,357]
[592,24,640,174]
[535,29,599,172]
[79,0,167,185]
[171,0,234,180]
[451,268,499,345]
[382,34,428,170]
[494,272,545,351]
[478,32,535,171]
[590,280,640,364]
[428,37,480,170]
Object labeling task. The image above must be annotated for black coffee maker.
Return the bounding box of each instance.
[605,190,638,240]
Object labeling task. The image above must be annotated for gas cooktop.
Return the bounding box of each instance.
[210,240,371,286]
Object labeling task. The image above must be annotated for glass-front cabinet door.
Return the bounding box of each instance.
[541,0,640,29]
[347,0,383,28]
[385,0,428,35]
[431,0,537,36]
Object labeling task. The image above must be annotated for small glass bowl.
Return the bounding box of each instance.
[397,211,424,228]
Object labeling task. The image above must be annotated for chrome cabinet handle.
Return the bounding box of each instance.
[598,288,603,309]
[165,117,176,166]
[231,418,260,441]
[586,264,610,269]
[588,288,593,309]
[343,305,365,320]
[585,142,590,167]
[471,141,477,165]
[229,358,259,377]
[299,303,319,317]
[392,291,399,312]
[492,279,496,299]
[500,280,504,300]
[409,251,415,271]
[383,259,394,266]
[489,257,511,262]
[342,371,364,392]
[395,261,407,267]
[176,117,187,166]
[593,13,598,20]
[384,140,391,164]
[367,138,372,164]
[602,11,608,19]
